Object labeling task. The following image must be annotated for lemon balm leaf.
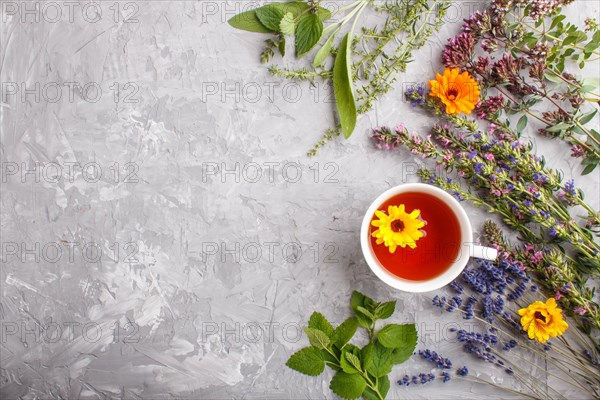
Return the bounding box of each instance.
[308,311,334,337]
[286,346,325,376]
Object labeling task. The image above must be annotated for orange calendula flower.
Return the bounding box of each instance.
[428,68,480,115]
[518,298,568,343]
[371,205,426,253]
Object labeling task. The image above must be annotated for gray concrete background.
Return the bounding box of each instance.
[1,1,598,398]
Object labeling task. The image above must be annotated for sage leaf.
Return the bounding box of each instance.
[332,317,358,348]
[582,163,597,175]
[286,346,325,376]
[329,371,367,400]
[280,12,295,35]
[333,33,357,138]
[278,36,286,57]
[295,13,324,56]
[304,327,330,349]
[378,323,417,351]
[228,10,273,33]
[255,4,284,32]
[517,115,528,133]
[313,30,337,67]
[308,311,334,337]
[579,110,597,125]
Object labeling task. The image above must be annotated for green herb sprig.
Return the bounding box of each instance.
[228,0,449,151]
[286,290,417,400]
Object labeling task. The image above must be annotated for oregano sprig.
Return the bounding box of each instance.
[286,291,417,400]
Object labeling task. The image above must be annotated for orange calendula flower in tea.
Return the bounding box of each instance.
[518,298,568,343]
[428,68,480,115]
[371,205,426,253]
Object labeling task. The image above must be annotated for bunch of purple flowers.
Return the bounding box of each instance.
[440,0,600,173]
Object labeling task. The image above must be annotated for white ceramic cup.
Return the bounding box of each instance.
[360,183,498,293]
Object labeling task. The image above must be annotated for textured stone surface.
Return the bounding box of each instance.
[1,1,598,399]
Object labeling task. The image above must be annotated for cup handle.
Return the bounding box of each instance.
[470,245,498,261]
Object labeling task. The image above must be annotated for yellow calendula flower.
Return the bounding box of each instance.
[371,205,425,253]
[518,298,568,343]
[428,67,480,115]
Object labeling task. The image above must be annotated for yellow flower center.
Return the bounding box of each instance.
[391,219,405,232]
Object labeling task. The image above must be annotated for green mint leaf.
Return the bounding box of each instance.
[378,323,418,354]
[340,350,362,374]
[308,311,335,337]
[228,10,273,33]
[313,30,336,67]
[356,306,375,320]
[375,301,396,320]
[362,387,378,400]
[362,342,394,378]
[333,33,357,138]
[255,4,284,32]
[279,12,295,35]
[350,291,366,312]
[363,375,390,400]
[277,2,331,21]
[332,317,358,348]
[304,327,330,349]
[295,13,324,57]
[286,346,325,376]
[378,375,391,398]
[322,348,341,371]
[329,371,367,400]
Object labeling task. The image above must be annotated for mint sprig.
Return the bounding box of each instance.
[285,291,418,400]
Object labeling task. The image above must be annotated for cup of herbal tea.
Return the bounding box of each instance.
[360,183,498,293]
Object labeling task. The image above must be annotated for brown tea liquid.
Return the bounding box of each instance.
[369,192,461,281]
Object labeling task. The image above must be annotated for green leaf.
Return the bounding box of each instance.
[350,291,367,312]
[363,375,391,400]
[362,342,394,377]
[329,371,367,399]
[582,163,597,175]
[255,4,284,31]
[295,13,324,56]
[516,115,528,133]
[280,12,295,35]
[278,36,286,57]
[313,30,337,67]
[544,72,564,84]
[378,323,417,350]
[304,327,330,349]
[375,301,396,320]
[391,326,417,364]
[309,312,334,337]
[332,317,358,348]
[340,350,362,374]
[277,2,331,21]
[333,33,357,138]
[546,122,571,132]
[228,2,330,34]
[579,109,597,125]
[228,10,273,33]
[356,306,375,320]
[286,346,325,376]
